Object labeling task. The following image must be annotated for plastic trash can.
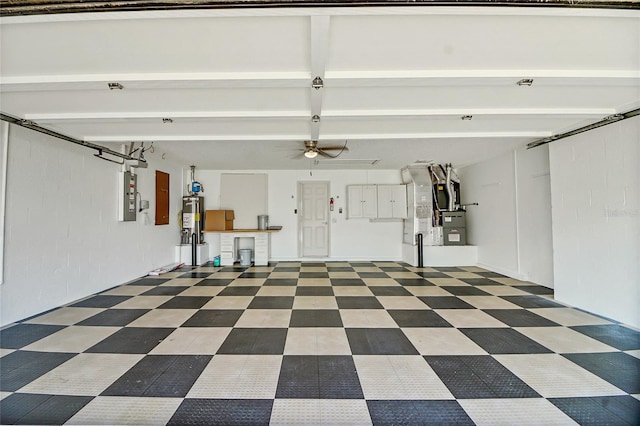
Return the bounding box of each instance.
[239,249,252,266]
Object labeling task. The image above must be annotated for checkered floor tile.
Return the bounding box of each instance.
[1,262,639,425]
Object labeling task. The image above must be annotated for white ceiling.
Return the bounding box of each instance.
[1,6,639,170]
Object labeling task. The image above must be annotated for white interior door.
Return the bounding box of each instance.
[299,181,329,257]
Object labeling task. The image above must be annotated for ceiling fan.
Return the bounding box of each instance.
[299,140,349,159]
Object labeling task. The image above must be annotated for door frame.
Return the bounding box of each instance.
[297,180,330,259]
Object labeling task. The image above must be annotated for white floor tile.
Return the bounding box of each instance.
[459,398,578,426]
[353,355,453,400]
[66,396,182,425]
[187,354,282,399]
[149,327,231,355]
[494,354,626,398]
[20,353,144,396]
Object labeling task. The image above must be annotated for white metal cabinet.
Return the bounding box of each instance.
[347,185,377,218]
[377,184,408,219]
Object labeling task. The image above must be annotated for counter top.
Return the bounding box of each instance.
[204,228,282,233]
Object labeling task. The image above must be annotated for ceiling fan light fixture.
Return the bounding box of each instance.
[304,150,318,159]
[516,78,534,86]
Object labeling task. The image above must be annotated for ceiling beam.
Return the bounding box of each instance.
[2,70,636,93]
[309,15,330,141]
[25,107,615,122]
[85,130,548,142]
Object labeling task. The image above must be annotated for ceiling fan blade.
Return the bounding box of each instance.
[318,145,349,151]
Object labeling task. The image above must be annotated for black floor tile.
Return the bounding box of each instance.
[517,285,554,295]
[238,272,271,279]
[181,310,244,327]
[460,328,553,354]
[460,278,502,286]
[77,309,149,326]
[272,267,300,272]
[295,286,334,296]
[102,354,211,397]
[424,355,540,399]
[563,352,640,394]
[549,396,640,426]
[476,271,507,278]
[218,286,261,296]
[395,278,434,287]
[263,278,298,286]
[357,272,389,278]
[0,393,93,425]
[418,296,475,309]
[196,279,234,286]
[416,272,450,278]
[388,310,452,328]
[141,286,188,296]
[336,297,384,309]
[434,267,464,272]
[299,272,330,278]
[179,272,213,279]
[175,266,198,272]
[500,295,564,308]
[346,329,418,355]
[0,351,76,392]
[69,295,131,308]
[217,328,287,354]
[330,278,365,286]
[350,262,375,267]
[367,400,474,425]
[440,286,491,296]
[379,267,409,272]
[126,277,172,286]
[326,266,355,272]
[483,309,560,327]
[289,310,343,327]
[247,296,294,309]
[570,324,640,351]
[157,296,213,309]
[0,324,66,349]
[369,286,412,296]
[167,399,273,426]
[276,355,363,399]
[85,327,174,354]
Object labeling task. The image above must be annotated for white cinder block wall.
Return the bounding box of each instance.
[1,125,183,326]
[459,145,554,287]
[188,169,404,261]
[549,116,640,328]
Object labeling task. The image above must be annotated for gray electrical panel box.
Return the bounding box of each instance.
[119,171,137,222]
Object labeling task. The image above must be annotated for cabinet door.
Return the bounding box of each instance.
[392,185,408,218]
[376,185,394,218]
[347,185,363,218]
[362,185,378,218]
[155,170,170,225]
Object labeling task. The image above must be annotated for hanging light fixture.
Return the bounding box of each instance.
[304,150,318,159]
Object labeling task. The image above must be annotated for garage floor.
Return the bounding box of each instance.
[1,262,639,425]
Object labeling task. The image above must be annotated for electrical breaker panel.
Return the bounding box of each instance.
[118,171,137,222]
